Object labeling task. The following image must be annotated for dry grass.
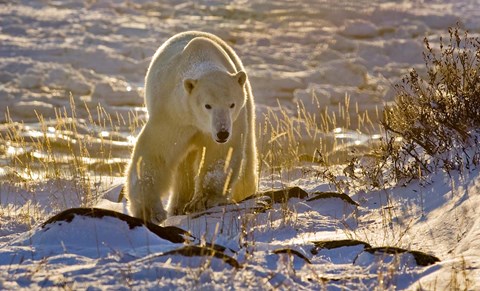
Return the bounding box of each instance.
[326,26,480,194]
[381,26,480,181]
[0,96,142,224]
[257,93,382,195]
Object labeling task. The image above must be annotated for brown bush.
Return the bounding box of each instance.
[382,26,480,179]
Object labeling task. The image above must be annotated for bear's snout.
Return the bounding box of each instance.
[216,130,230,143]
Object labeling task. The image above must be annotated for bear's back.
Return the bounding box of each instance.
[145,31,241,117]
[144,35,191,115]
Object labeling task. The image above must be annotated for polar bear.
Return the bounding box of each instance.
[126,31,258,224]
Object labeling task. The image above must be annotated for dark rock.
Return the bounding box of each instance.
[262,186,309,203]
[190,201,270,219]
[41,208,234,253]
[273,248,312,264]
[363,246,440,266]
[42,207,191,244]
[240,187,309,204]
[307,191,359,206]
[161,245,241,268]
[312,239,371,250]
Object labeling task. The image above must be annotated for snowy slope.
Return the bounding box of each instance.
[1,166,478,289]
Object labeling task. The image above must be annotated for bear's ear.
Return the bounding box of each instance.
[184,79,197,94]
[235,71,247,86]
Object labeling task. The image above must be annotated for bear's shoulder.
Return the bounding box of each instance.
[181,37,235,78]
[183,36,224,54]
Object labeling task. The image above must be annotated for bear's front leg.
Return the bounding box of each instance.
[183,190,230,213]
[127,155,169,224]
[182,194,206,214]
[183,158,231,213]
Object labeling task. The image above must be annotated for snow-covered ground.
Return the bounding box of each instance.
[1,164,479,289]
[1,0,480,290]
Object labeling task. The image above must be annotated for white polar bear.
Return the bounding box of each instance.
[126,31,258,223]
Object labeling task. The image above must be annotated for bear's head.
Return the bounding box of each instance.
[184,70,247,144]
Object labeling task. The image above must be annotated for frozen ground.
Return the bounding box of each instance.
[1,0,480,290]
[0,163,479,289]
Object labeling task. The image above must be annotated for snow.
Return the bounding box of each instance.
[1,167,478,289]
[1,0,480,290]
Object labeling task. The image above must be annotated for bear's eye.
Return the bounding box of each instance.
[230,103,235,109]
[205,104,212,109]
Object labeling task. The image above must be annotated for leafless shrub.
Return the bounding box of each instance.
[349,26,480,188]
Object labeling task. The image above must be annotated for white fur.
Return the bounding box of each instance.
[182,61,224,80]
[125,31,258,223]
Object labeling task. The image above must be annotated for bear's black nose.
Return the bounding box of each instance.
[216,130,229,143]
